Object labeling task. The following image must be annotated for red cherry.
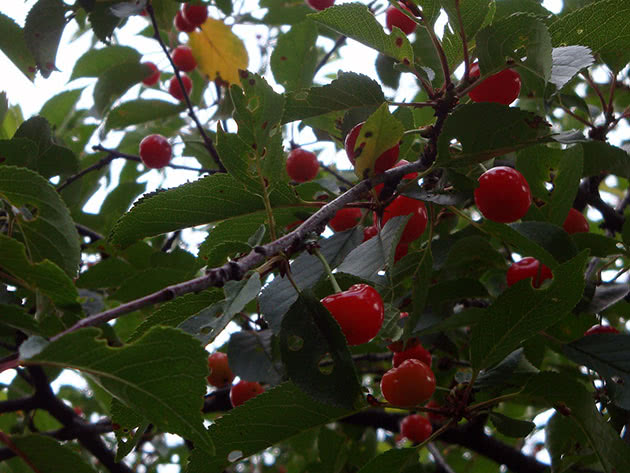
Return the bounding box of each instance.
[474,166,531,223]
[172,46,197,72]
[393,342,431,368]
[584,325,619,336]
[363,225,378,241]
[374,159,418,194]
[381,196,428,244]
[306,0,335,10]
[345,122,400,175]
[507,257,553,288]
[139,134,172,169]
[394,242,408,262]
[563,208,589,234]
[400,414,432,443]
[182,3,208,27]
[329,208,362,232]
[425,399,447,424]
[385,3,416,36]
[141,62,160,86]
[174,10,196,32]
[207,352,234,388]
[73,406,83,416]
[230,380,264,407]
[286,148,319,182]
[380,359,436,407]
[468,62,521,105]
[168,74,193,101]
[321,284,384,346]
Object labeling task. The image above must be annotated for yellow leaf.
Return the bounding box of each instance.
[188,18,249,85]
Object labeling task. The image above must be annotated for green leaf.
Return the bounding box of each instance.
[282,72,385,124]
[441,0,493,42]
[376,53,402,90]
[39,90,83,128]
[356,447,418,473]
[550,46,595,89]
[0,13,36,81]
[471,251,588,371]
[476,13,552,80]
[228,330,283,385]
[109,173,299,248]
[549,0,630,72]
[0,166,80,276]
[185,382,355,473]
[525,371,630,473]
[5,434,96,473]
[309,4,414,64]
[623,216,630,248]
[270,20,319,91]
[151,0,181,31]
[223,273,261,318]
[24,0,66,78]
[547,145,583,225]
[87,3,122,42]
[280,291,363,409]
[489,412,535,438]
[111,398,149,461]
[71,45,141,80]
[0,304,39,335]
[572,232,623,258]
[94,62,151,117]
[405,247,433,341]
[436,103,551,167]
[76,258,135,290]
[581,141,630,179]
[545,412,590,473]
[106,99,186,130]
[23,327,214,455]
[111,268,193,302]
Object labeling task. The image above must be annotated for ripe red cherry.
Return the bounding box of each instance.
[174,10,196,32]
[321,284,384,345]
[286,148,319,182]
[345,122,400,175]
[141,62,160,86]
[182,3,208,27]
[363,225,378,241]
[329,208,362,232]
[381,359,436,407]
[425,399,447,424]
[584,325,619,336]
[207,352,234,388]
[393,342,432,368]
[381,196,428,244]
[468,62,521,105]
[168,74,193,101]
[230,380,264,407]
[474,166,531,223]
[139,134,172,169]
[306,0,335,10]
[507,257,553,288]
[400,414,432,443]
[563,208,589,234]
[394,242,408,262]
[385,3,416,36]
[172,45,197,72]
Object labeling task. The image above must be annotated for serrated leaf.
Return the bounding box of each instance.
[549,0,630,72]
[441,0,493,42]
[471,251,588,371]
[0,13,36,81]
[106,99,186,130]
[547,145,583,225]
[0,166,80,276]
[280,291,363,409]
[550,46,595,89]
[270,20,319,91]
[188,18,249,85]
[228,330,283,385]
[223,273,261,317]
[0,304,39,335]
[24,0,66,78]
[39,90,82,128]
[352,103,403,179]
[94,61,151,116]
[5,434,96,473]
[76,258,135,289]
[572,233,622,258]
[489,412,535,438]
[23,327,214,455]
[185,382,355,473]
[70,45,141,80]
[581,141,630,179]
[436,103,551,167]
[111,398,149,461]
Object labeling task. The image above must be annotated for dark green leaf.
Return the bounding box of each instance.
[581,141,630,179]
[223,273,261,318]
[6,434,95,473]
[24,0,66,78]
[71,45,141,80]
[228,330,283,385]
[356,448,418,473]
[106,99,186,130]
[76,258,136,289]
[39,90,83,128]
[94,61,151,116]
[0,13,36,81]
[548,145,583,225]
[489,412,535,438]
[572,233,622,258]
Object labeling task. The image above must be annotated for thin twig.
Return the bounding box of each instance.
[389,101,437,108]
[582,70,608,113]
[560,105,594,127]
[145,4,226,173]
[418,10,451,89]
[314,35,346,74]
[57,153,115,192]
[319,163,354,187]
[161,230,181,252]
[92,145,218,173]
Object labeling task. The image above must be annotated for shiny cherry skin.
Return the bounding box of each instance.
[306,0,335,10]
[230,380,264,407]
[400,414,432,443]
[207,352,234,388]
[345,122,400,175]
[563,208,589,234]
[182,3,208,27]
[393,342,431,368]
[363,225,378,241]
[374,159,418,194]
[585,325,619,336]
[329,208,362,232]
[286,148,319,182]
[172,46,197,72]
[474,166,531,223]
[381,196,428,244]
[385,3,416,35]
[507,257,553,288]
[425,399,447,424]
[174,10,196,33]
[468,62,522,105]
[141,62,160,86]
[139,134,172,169]
[321,284,385,345]
[381,359,436,407]
[168,74,193,101]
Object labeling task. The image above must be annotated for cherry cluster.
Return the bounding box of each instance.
[207,352,265,407]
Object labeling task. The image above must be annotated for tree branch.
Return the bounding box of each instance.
[314,35,346,74]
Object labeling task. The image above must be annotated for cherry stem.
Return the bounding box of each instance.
[313,248,342,293]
